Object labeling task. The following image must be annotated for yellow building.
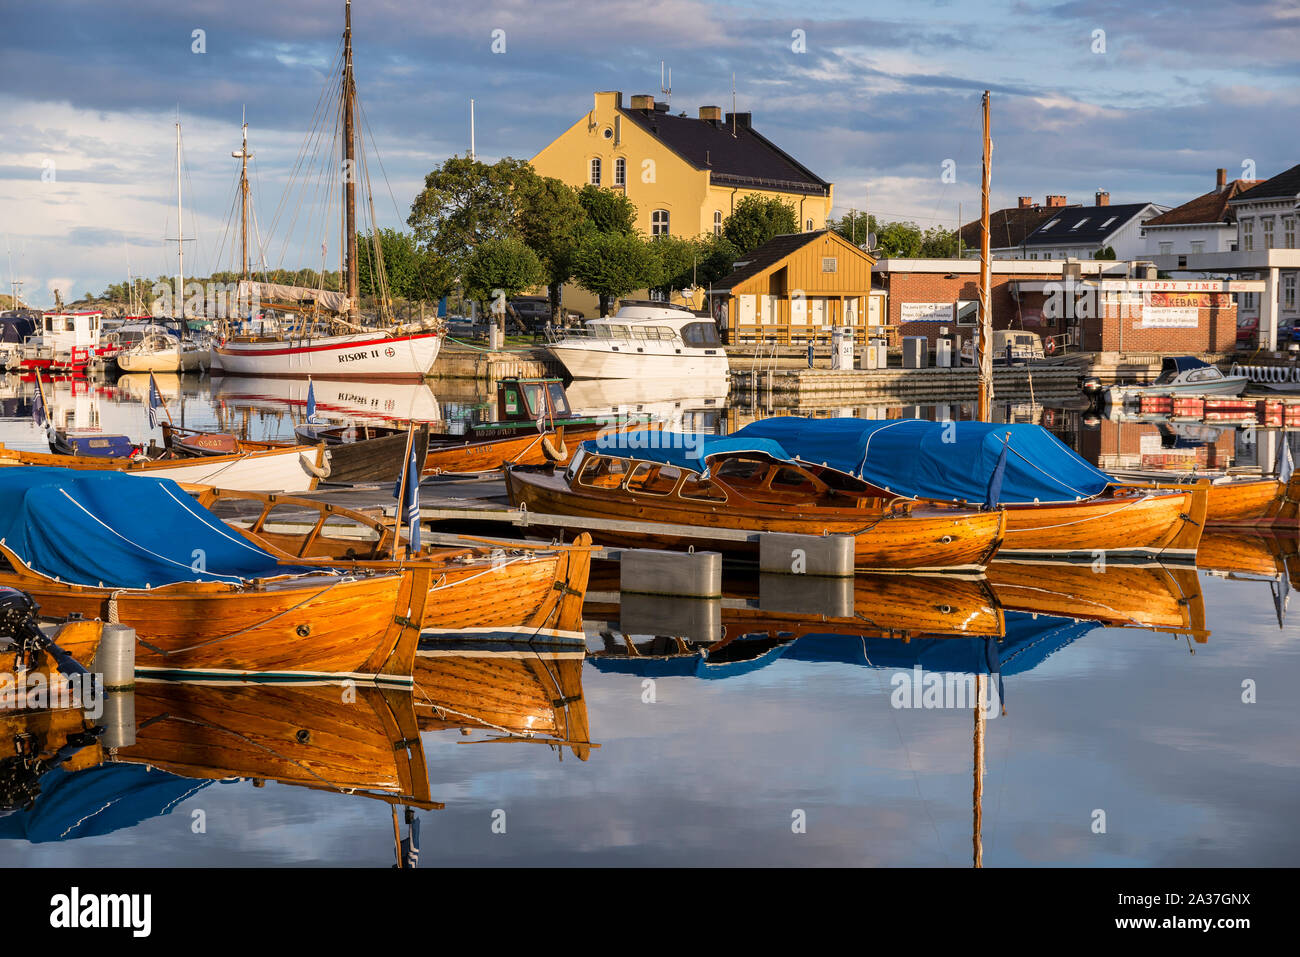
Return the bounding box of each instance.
[531,91,834,313]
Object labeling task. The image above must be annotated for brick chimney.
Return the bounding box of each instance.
[630,94,655,110]
[1046,195,1067,207]
[1216,168,1227,192]
[1018,196,1035,209]
[1095,191,1110,206]
[699,105,722,122]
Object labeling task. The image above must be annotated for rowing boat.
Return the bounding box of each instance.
[0,468,431,683]
[194,488,592,643]
[0,440,328,494]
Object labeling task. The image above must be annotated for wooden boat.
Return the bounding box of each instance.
[194,488,592,641]
[1143,473,1300,528]
[0,440,328,493]
[422,377,618,475]
[1197,529,1300,587]
[114,680,438,809]
[986,560,1208,641]
[0,468,432,683]
[291,423,431,484]
[414,644,592,760]
[723,417,1209,562]
[506,450,1005,574]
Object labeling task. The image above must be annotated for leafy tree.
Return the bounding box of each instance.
[407,154,535,275]
[515,176,587,318]
[577,185,637,236]
[873,221,924,257]
[722,195,798,254]
[693,233,743,287]
[647,235,700,298]
[572,232,660,316]
[1094,246,1117,260]
[356,228,453,302]
[919,226,959,258]
[826,211,877,247]
[463,237,545,328]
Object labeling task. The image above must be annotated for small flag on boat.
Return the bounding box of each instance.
[984,432,1011,510]
[393,442,422,558]
[1278,433,1294,485]
[31,374,47,429]
[306,378,319,424]
[147,373,164,429]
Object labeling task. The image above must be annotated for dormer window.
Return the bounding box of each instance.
[1070,218,1089,231]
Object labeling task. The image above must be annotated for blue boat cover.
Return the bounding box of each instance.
[0,763,211,844]
[584,418,1115,504]
[1163,356,1211,374]
[56,433,137,458]
[0,467,306,588]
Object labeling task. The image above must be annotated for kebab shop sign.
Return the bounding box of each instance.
[1138,291,1225,329]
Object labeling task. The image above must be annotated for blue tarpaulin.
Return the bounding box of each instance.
[0,762,211,844]
[0,467,306,588]
[583,418,1116,505]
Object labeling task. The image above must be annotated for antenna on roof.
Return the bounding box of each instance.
[731,72,736,137]
[660,61,671,107]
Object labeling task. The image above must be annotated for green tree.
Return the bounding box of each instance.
[356,228,453,303]
[463,237,545,329]
[647,235,700,298]
[919,226,959,258]
[722,195,799,254]
[693,233,742,287]
[515,176,587,319]
[407,154,535,275]
[1094,246,1117,260]
[826,211,877,247]
[572,232,660,316]
[577,185,637,236]
[873,221,925,257]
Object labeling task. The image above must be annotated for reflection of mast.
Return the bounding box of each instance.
[977,91,993,422]
[973,673,985,868]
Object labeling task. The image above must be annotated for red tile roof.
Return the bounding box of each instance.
[1144,180,1261,226]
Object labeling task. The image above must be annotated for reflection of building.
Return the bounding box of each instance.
[1077,417,1237,473]
[709,230,879,344]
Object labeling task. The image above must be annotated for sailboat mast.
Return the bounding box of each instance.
[977,91,993,422]
[342,0,358,321]
[176,119,185,320]
[233,114,251,281]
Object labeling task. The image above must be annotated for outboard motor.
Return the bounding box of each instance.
[0,587,87,676]
[1080,376,1105,410]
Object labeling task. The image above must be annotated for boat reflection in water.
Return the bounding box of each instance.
[562,376,730,434]
[211,375,442,426]
[1196,529,1300,627]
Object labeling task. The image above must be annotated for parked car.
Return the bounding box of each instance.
[1236,315,1258,346]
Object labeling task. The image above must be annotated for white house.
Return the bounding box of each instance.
[1227,163,1300,335]
[1142,169,1259,259]
[1000,193,1167,261]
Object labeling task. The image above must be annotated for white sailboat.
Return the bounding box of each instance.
[210,1,442,381]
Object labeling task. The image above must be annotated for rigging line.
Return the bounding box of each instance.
[356,93,406,228]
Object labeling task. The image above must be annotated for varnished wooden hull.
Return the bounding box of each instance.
[1197,529,1300,586]
[997,486,1206,562]
[414,648,591,759]
[422,423,605,475]
[115,680,436,807]
[505,467,1004,573]
[0,547,429,684]
[986,560,1207,640]
[1202,476,1298,527]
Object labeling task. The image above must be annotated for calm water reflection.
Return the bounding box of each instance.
[1,371,1298,866]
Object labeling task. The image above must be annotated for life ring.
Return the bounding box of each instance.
[1045,337,1057,356]
[541,433,568,462]
[1043,408,1056,428]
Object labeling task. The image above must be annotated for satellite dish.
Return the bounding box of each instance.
[867,232,877,250]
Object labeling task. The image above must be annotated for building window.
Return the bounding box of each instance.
[1190,240,1205,255]
[1158,242,1173,256]
[713,211,722,236]
[1285,275,1297,311]
[1070,218,1089,231]
[589,157,601,185]
[806,219,813,231]
[614,157,626,187]
[821,257,838,273]
[1285,217,1296,250]
[1263,217,1275,249]
[651,209,670,236]
[1243,292,1255,310]
[1242,219,1254,251]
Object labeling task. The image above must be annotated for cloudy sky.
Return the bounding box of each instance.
[1,0,1297,306]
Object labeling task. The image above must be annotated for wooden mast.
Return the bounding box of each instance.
[342,0,359,322]
[232,112,252,282]
[175,119,185,321]
[977,91,993,422]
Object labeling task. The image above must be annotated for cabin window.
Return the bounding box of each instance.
[546,382,572,416]
[520,382,545,417]
[578,455,628,489]
[679,473,728,502]
[681,322,721,347]
[771,467,816,492]
[590,157,602,185]
[714,457,769,482]
[625,463,682,496]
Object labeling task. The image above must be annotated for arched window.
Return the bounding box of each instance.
[806,219,814,231]
[651,209,670,236]
[589,157,601,185]
[713,211,722,236]
[614,157,626,187]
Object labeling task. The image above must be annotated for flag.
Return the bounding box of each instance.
[147,373,164,429]
[984,433,1010,510]
[393,439,422,558]
[306,378,319,424]
[31,374,47,429]
[1278,433,1294,485]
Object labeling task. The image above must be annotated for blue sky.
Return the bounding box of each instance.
[1,0,1296,305]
